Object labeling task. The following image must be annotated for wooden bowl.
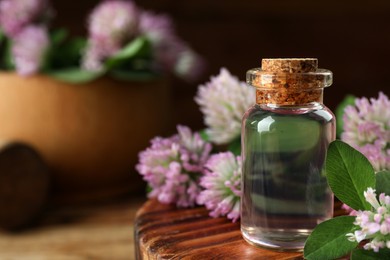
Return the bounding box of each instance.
[0,73,172,203]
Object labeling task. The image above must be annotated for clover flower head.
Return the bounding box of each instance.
[88,0,139,45]
[364,187,381,209]
[139,10,182,63]
[342,204,358,216]
[197,152,242,222]
[83,0,139,71]
[138,10,204,81]
[136,125,212,208]
[342,92,390,171]
[139,11,183,71]
[346,187,390,252]
[82,38,120,71]
[195,68,255,144]
[0,0,48,37]
[11,25,49,76]
[174,47,205,82]
[139,11,174,45]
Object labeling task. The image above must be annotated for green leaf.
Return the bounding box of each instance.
[376,171,390,195]
[228,138,241,156]
[304,216,358,260]
[3,38,14,70]
[335,95,356,138]
[0,29,4,44]
[47,68,104,84]
[199,129,210,142]
[146,184,152,194]
[351,248,390,259]
[50,28,68,46]
[45,37,86,70]
[326,140,376,211]
[0,30,4,69]
[105,37,150,69]
[40,29,69,71]
[109,69,159,82]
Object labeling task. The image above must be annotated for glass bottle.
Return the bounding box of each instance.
[241,58,335,251]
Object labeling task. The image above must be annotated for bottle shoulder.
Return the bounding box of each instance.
[243,103,335,123]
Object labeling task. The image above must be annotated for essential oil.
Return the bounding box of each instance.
[241,58,335,251]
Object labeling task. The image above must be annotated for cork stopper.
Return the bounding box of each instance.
[247,58,332,106]
[262,58,318,73]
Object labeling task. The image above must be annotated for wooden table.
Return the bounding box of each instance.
[0,197,145,259]
[135,199,344,260]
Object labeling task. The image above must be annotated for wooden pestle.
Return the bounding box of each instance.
[0,142,50,230]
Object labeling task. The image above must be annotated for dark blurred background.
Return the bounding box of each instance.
[52,0,390,130]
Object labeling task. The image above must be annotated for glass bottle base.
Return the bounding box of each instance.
[241,226,311,252]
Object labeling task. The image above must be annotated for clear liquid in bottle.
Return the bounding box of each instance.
[241,105,335,251]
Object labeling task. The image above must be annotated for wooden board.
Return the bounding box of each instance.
[0,197,145,259]
[135,199,345,259]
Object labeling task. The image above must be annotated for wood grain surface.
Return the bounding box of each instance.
[0,197,145,260]
[135,199,345,260]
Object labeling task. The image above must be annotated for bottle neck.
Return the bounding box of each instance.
[255,88,324,106]
[257,101,324,113]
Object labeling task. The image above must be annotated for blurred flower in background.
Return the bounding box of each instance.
[138,11,180,73]
[0,0,48,37]
[139,11,205,81]
[82,0,204,82]
[82,0,139,71]
[195,68,255,145]
[0,0,51,75]
[11,25,49,75]
[197,152,242,222]
[88,0,138,45]
[136,126,212,208]
[0,0,204,82]
[174,48,205,83]
[342,92,390,171]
